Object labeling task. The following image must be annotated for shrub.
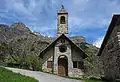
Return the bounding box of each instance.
[6,55,42,71]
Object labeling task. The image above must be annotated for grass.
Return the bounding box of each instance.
[65,76,106,82]
[0,67,38,82]
[83,77,106,82]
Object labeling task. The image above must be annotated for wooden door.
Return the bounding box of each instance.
[58,58,68,76]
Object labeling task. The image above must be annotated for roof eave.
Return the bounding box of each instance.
[39,34,88,59]
[97,14,120,56]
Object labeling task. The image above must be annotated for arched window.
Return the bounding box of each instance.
[60,16,65,24]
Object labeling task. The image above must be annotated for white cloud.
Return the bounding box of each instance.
[3,0,57,33]
[93,36,104,48]
[64,0,120,35]
[1,0,120,40]
[68,16,110,34]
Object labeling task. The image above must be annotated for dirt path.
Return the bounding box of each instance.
[5,67,84,82]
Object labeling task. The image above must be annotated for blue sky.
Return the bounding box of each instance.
[0,0,120,47]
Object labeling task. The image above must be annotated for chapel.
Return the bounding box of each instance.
[39,5,87,77]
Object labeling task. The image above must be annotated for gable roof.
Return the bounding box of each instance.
[39,34,88,58]
[98,15,120,56]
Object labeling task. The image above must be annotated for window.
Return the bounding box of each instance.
[59,45,67,53]
[73,61,84,69]
[73,61,77,68]
[78,61,84,69]
[47,61,52,68]
[60,16,65,24]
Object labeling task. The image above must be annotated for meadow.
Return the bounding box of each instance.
[0,67,38,82]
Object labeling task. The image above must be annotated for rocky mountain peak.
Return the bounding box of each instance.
[0,24,9,28]
[70,36,86,44]
[10,22,31,32]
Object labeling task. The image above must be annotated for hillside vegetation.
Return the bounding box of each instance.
[0,23,99,73]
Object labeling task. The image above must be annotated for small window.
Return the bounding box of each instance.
[73,61,77,68]
[73,61,84,69]
[78,61,84,69]
[47,61,52,68]
[60,16,65,24]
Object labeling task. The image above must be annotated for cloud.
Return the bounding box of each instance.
[69,0,120,27]
[0,0,120,43]
[2,0,58,35]
[93,36,104,48]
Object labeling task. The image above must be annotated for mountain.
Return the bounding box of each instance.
[11,22,31,32]
[0,22,99,71]
[70,36,86,44]
[0,22,99,57]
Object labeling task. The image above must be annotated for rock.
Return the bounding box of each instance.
[0,24,24,43]
[10,22,31,32]
[70,36,86,44]
[33,32,41,36]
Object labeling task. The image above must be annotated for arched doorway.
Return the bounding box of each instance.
[58,55,68,76]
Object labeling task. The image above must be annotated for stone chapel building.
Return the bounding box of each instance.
[39,5,87,77]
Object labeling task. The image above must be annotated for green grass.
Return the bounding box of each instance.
[85,79,104,82]
[65,76,105,82]
[0,67,38,82]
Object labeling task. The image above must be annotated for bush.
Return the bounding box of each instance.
[26,55,42,71]
[6,55,42,71]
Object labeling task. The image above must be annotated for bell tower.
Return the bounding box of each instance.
[57,5,68,37]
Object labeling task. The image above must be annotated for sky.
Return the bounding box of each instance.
[0,0,120,48]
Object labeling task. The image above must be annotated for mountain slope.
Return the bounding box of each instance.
[0,23,99,72]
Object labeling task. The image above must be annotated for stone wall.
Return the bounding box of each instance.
[70,46,84,77]
[57,13,68,37]
[42,47,54,73]
[54,38,72,75]
[100,25,120,81]
[42,37,85,77]
[54,38,85,77]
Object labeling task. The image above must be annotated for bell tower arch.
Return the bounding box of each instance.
[57,5,68,37]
